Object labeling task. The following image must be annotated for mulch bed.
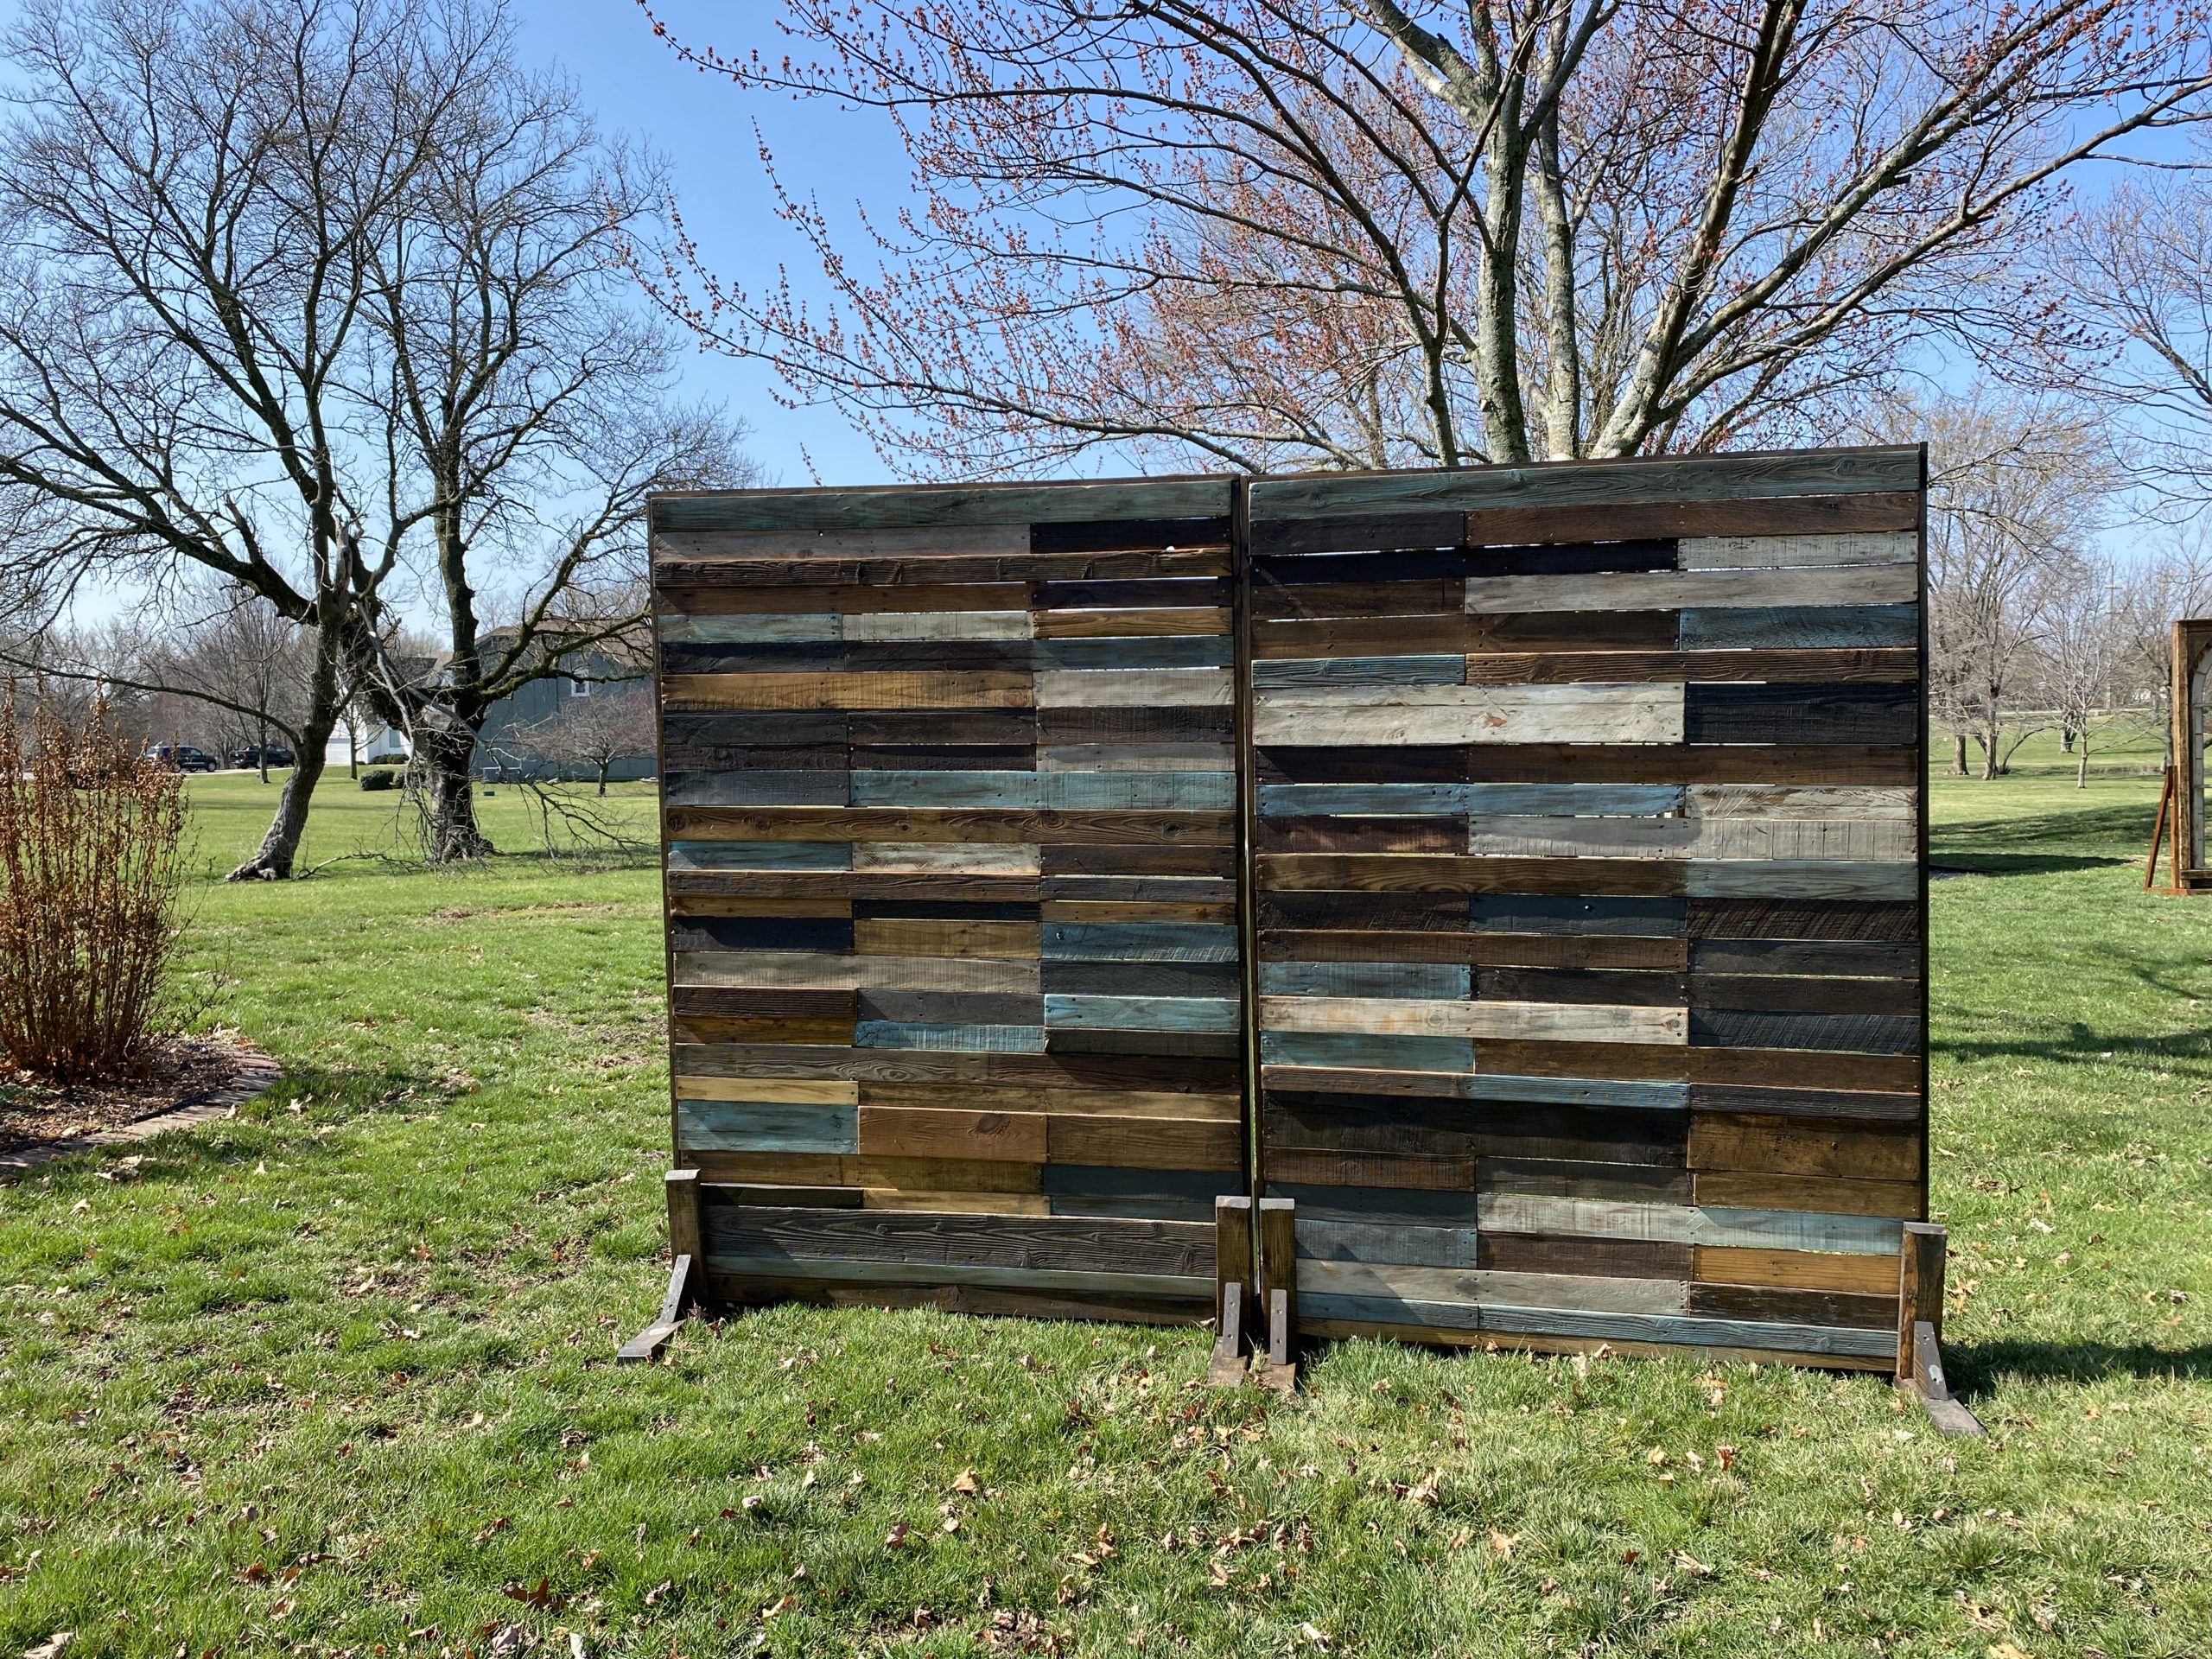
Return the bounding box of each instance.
[0,1033,282,1168]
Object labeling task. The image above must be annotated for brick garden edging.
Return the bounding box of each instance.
[0,1043,283,1182]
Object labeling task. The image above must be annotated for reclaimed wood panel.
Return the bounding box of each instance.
[654,480,1243,1322]
[1248,448,1926,1364]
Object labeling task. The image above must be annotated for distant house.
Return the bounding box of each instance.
[324,632,656,785]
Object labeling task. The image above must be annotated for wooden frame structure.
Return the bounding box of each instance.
[2147,620,2212,894]
[625,446,1975,1427]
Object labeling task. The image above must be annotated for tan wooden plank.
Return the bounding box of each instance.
[660,582,1029,616]
[861,1190,1054,1215]
[854,919,1042,959]
[1693,1246,1902,1296]
[677,951,1040,993]
[1462,648,1920,684]
[1679,531,1917,569]
[1252,683,1684,747]
[673,1077,861,1106]
[842,609,1034,641]
[851,843,1044,875]
[664,671,1033,711]
[1033,607,1231,638]
[1046,1115,1242,1170]
[1041,900,1238,925]
[1463,565,1917,614]
[1689,1116,1923,1182]
[669,806,1234,847]
[1692,1171,1923,1218]
[857,1106,1049,1163]
[1465,816,1917,862]
[1685,785,1916,819]
[1259,993,1687,1045]
[1035,667,1236,707]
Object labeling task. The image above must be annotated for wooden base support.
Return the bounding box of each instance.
[1250,1197,1299,1393]
[618,1171,704,1365]
[1895,1221,1985,1437]
[1208,1195,1255,1385]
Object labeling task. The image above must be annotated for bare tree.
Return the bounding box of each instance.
[0,0,471,877]
[631,1,2212,476]
[509,679,654,796]
[2034,573,2131,788]
[0,0,750,873]
[1921,391,2113,780]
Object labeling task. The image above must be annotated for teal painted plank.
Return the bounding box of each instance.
[1694,1207,1906,1254]
[1463,1075,1688,1111]
[1260,961,1471,999]
[1295,1220,1480,1268]
[669,841,853,871]
[1686,860,1916,899]
[705,1252,1212,1300]
[1678,604,1918,649]
[1260,1031,1474,1072]
[665,772,852,807]
[855,1021,1046,1053]
[1251,655,1465,689]
[1260,783,1470,818]
[1042,922,1239,963]
[677,1099,857,1154]
[1036,637,1233,671]
[1259,783,1681,817]
[1044,994,1241,1032]
[851,771,1234,810]
[1462,784,1683,817]
[658,613,841,644]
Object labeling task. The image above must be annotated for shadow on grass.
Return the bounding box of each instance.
[1930,854,2133,877]
[1950,1338,2212,1389]
[1936,800,2154,866]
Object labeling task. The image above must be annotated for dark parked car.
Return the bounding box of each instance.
[228,744,296,770]
[147,744,220,773]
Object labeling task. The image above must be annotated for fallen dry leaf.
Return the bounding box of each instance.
[951,1469,982,1496]
[22,1635,72,1659]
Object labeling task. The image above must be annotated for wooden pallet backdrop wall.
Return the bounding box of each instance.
[1246,448,1927,1368]
[650,445,1929,1367]
[652,479,1246,1324]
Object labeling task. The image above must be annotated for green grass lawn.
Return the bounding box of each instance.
[3,753,2209,1657]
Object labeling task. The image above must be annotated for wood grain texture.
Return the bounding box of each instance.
[1252,683,1685,747]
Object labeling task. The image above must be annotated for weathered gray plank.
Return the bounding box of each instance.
[1465,566,1917,614]
[1252,683,1685,747]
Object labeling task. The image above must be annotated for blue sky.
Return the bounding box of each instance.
[508,0,904,487]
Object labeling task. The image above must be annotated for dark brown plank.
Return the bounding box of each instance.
[1463,648,1919,684]
[1462,490,1919,545]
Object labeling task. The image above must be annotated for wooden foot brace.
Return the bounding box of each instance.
[1897,1222,1985,1436]
[618,1171,703,1364]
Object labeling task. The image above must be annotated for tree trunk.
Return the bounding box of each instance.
[2077,734,2090,790]
[2060,722,2075,753]
[414,721,493,861]
[595,758,611,797]
[256,714,270,784]
[1951,730,1968,776]
[229,626,340,880]
[1979,720,1999,781]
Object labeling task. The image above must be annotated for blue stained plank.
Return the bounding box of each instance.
[1251,655,1466,689]
[668,841,854,871]
[854,1021,1046,1053]
[1464,1075,1688,1110]
[1296,1220,1480,1268]
[677,1099,858,1154]
[1036,637,1234,671]
[1261,961,1471,999]
[1261,1031,1474,1073]
[1044,994,1241,1032]
[1462,784,1683,817]
[1679,604,1918,649]
[1261,783,1470,817]
[851,770,1234,810]
[658,613,840,644]
[1042,922,1239,963]
[1696,1208,1904,1254]
[664,771,852,807]
[1470,893,1686,936]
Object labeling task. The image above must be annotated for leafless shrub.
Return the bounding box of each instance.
[0,682,191,1080]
